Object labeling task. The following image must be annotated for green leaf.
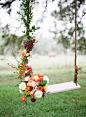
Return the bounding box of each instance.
[47,91,50,94]
[13,71,18,74]
[18,64,21,68]
[36,27,40,30]
[22,30,25,33]
[39,80,47,86]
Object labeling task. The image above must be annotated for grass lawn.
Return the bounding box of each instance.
[0,69,86,117]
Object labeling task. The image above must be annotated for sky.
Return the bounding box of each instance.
[0,0,60,39]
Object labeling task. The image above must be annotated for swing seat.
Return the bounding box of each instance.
[47,81,81,94]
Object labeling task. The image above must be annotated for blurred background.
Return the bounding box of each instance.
[0,0,86,71]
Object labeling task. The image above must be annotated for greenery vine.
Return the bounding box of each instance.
[18,0,39,40]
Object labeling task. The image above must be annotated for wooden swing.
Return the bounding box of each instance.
[47,0,81,94]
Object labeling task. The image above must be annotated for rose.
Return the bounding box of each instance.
[34,90,43,98]
[36,80,42,84]
[29,76,34,82]
[22,50,27,58]
[30,67,32,72]
[26,67,32,72]
[43,76,49,83]
[38,73,44,78]
[30,91,35,96]
[34,75,39,81]
[25,76,30,81]
[31,81,38,87]
[26,67,30,70]
[31,97,36,102]
[27,82,31,86]
[19,82,26,90]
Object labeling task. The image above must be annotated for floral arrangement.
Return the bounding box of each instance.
[17,39,49,102]
[7,38,49,103]
[19,73,49,102]
[20,39,49,102]
[7,0,49,103]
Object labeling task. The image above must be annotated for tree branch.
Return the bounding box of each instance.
[0,0,16,7]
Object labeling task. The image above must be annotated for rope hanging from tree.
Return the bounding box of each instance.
[74,0,77,85]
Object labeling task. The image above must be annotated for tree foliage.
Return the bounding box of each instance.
[0,25,25,54]
[51,0,86,54]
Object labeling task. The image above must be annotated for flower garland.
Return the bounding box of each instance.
[17,40,49,102]
[7,38,49,103]
[7,0,49,103]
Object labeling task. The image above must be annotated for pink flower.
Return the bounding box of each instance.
[30,67,32,72]
[36,80,42,84]
[30,91,35,96]
[31,81,38,87]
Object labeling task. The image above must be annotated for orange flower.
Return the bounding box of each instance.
[38,77,43,81]
[38,73,44,78]
[26,86,33,91]
[22,50,27,58]
[37,86,44,91]
[29,79,34,82]
[21,96,26,102]
[29,76,34,82]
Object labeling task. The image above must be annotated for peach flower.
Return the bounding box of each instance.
[22,50,27,58]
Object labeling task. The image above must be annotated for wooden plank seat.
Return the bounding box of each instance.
[47,81,81,94]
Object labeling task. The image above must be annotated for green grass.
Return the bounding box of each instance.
[0,69,86,117]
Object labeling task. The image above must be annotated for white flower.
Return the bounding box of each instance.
[34,90,43,98]
[43,76,49,83]
[25,76,30,81]
[19,89,24,94]
[19,82,26,90]
[31,81,38,87]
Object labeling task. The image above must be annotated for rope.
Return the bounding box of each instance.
[74,0,78,85]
